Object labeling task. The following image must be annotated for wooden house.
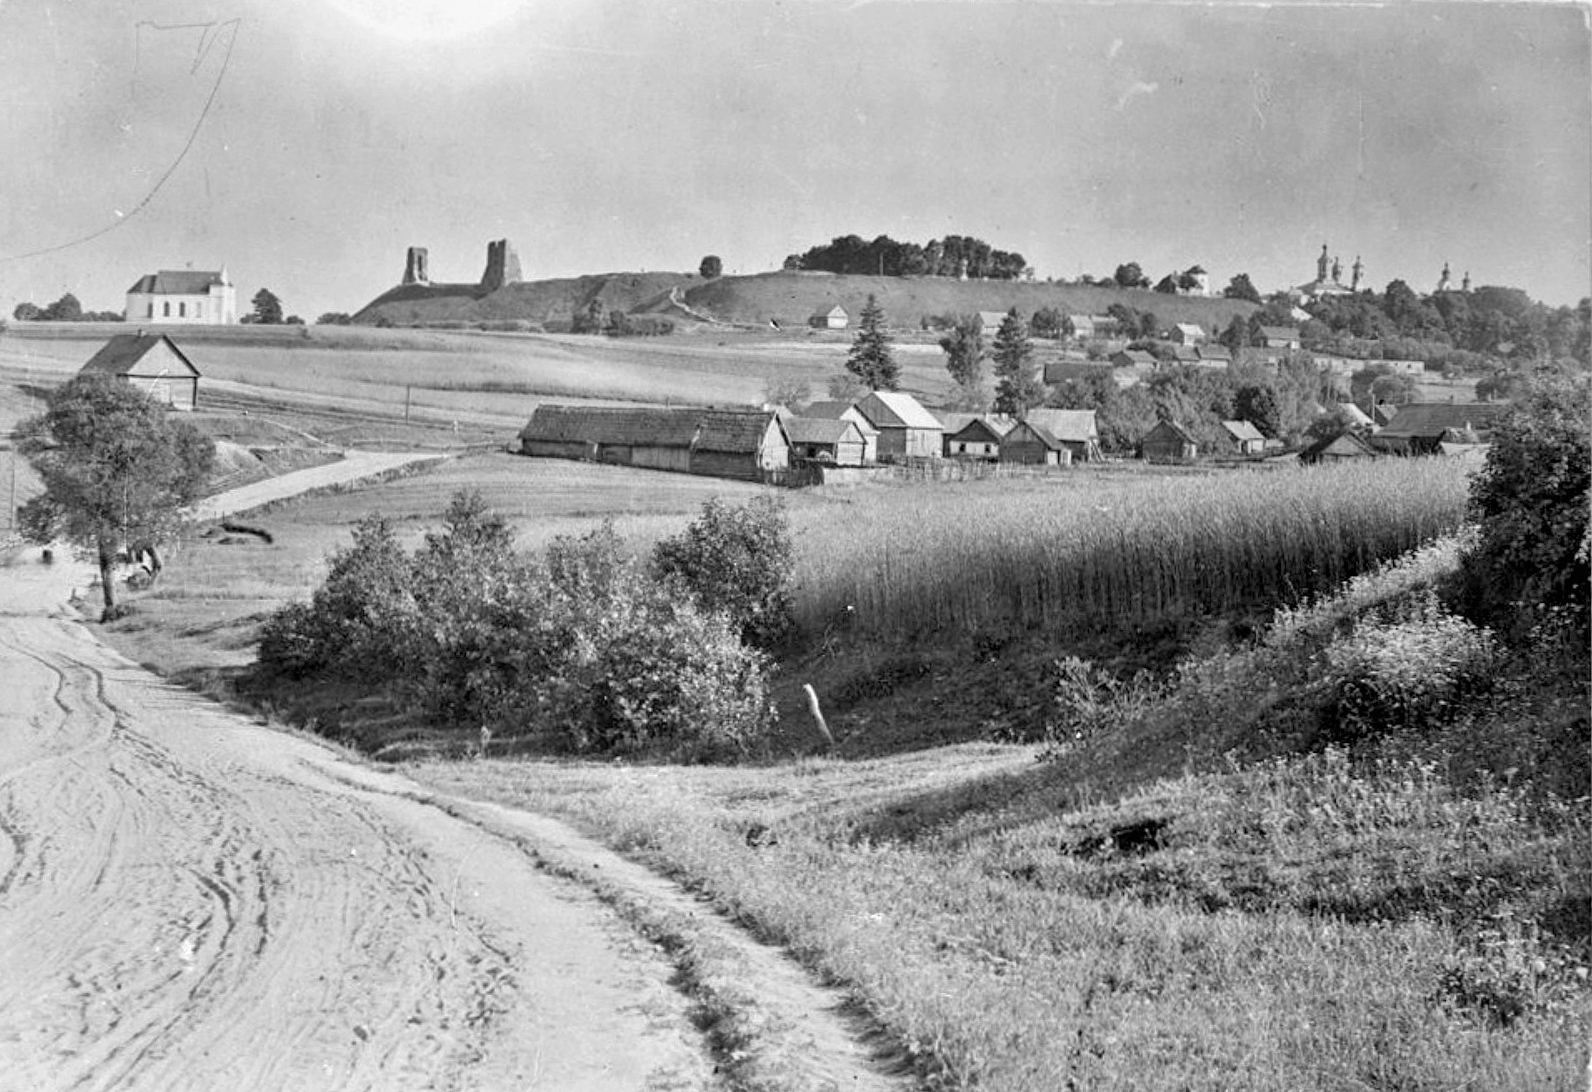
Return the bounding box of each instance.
[78,333,201,411]
[1067,314,1097,340]
[1221,419,1267,455]
[977,311,1011,335]
[1259,326,1302,351]
[1140,419,1199,462]
[802,400,879,463]
[1000,409,1100,465]
[1172,323,1206,346]
[853,391,943,460]
[941,414,1016,460]
[690,409,791,481]
[1300,429,1381,465]
[1367,402,1508,456]
[809,305,848,329]
[786,416,867,466]
[1110,348,1157,369]
[1196,344,1232,366]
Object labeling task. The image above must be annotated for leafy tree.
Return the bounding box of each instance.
[316,312,353,325]
[1030,306,1064,339]
[992,309,1045,416]
[250,288,283,325]
[1153,274,1178,295]
[1220,313,1251,351]
[652,496,794,648]
[939,314,987,388]
[1177,265,1207,292]
[1223,273,1262,304]
[844,294,898,391]
[571,298,605,334]
[825,372,868,401]
[12,301,41,321]
[1234,383,1282,437]
[699,255,723,279]
[17,374,215,620]
[1114,262,1149,289]
[1350,364,1417,408]
[44,293,82,321]
[763,374,810,412]
[1455,376,1590,636]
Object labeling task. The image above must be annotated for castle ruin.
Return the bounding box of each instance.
[403,247,429,285]
[480,239,522,292]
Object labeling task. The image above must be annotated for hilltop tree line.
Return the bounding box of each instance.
[786,234,1029,280]
[12,293,122,323]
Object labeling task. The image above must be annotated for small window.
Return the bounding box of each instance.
[163,302,170,317]
[147,302,153,317]
[179,302,186,317]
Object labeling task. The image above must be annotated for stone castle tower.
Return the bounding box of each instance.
[480,239,522,292]
[402,247,429,285]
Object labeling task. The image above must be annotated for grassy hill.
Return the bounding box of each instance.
[353,269,1259,333]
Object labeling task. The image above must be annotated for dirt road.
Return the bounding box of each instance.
[0,551,720,1090]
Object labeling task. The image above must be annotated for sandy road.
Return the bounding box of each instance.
[0,553,717,1091]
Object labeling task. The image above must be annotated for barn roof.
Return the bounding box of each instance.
[79,334,201,379]
[696,409,786,454]
[1197,344,1232,362]
[126,270,229,295]
[786,417,861,445]
[1221,419,1266,444]
[519,405,699,447]
[944,414,1017,441]
[1143,419,1198,444]
[1259,325,1300,341]
[1114,349,1157,366]
[856,390,942,431]
[1375,402,1508,440]
[810,304,847,320]
[1021,409,1099,445]
[1336,402,1375,427]
[1301,429,1380,461]
[1175,323,1205,338]
[977,311,1010,332]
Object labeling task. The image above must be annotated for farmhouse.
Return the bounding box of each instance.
[802,400,880,463]
[78,333,201,411]
[1000,409,1101,465]
[125,269,236,325]
[1367,402,1508,456]
[809,305,848,329]
[1221,419,1267,455]
[1067,314,1097,339]
[1111,348,1157,370]
[1300,429,1381,465]
[1140,420,1199,462]
[977,311,1011,334]
[518,404,791,481]
[1259,326,1301,351]
[1172,323,1206,346]
[1196,344,1232,366]
[852,391,943,460]
[940,413,1016,460]
[785,416,868,466]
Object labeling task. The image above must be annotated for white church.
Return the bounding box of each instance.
[124,268,236,324]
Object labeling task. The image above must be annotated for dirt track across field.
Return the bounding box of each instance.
[0,475,915,1089]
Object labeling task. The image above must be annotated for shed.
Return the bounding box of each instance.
[786,416,867,466]
[691,409,791,481]
[1367,402,1508,456]
[78,333,201,411]
[977,311,1011,335]
[1110,349,1157,369]
[1001,409,1100,465]
[1300,429,1381,465]
[809,305,848,329]
[942,414,1016,460]
[853,390,943,460]
[1221,419,1267,455]
[802,400,879,463]
[1140,419,1199,462]
[1196,344,1232,365]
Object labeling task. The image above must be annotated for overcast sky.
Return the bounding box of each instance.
[1,0,1587,319]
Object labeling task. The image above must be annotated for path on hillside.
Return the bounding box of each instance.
[0,472,916,1090]
[188,449,440,522]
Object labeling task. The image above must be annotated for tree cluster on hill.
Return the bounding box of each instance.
[12,293,122,322]
[258,492,793,760]
[786,233,1028,280]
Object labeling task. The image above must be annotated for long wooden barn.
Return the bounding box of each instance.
[519,404,791,483]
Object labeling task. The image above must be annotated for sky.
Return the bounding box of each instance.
[1,0,1588,320]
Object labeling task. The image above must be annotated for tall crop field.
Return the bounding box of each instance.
[791,459,1473,639]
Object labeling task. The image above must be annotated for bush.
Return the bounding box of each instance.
[652,497,795,648]
[1321,596,1497,740]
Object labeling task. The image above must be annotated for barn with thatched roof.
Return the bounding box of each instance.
[518,404,790,482]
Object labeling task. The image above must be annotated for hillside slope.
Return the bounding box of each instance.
[354,269,1258,332]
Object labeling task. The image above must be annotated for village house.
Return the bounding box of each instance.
[78,333,201,411]
[809,304,848,329]
[1335,403,1376,431]
[1259,326,1301,351]
[1221,419,1267,455]
[940,413,1016,460]
[1067,314,1097,340]
[1110,348,1158,370]
[784,416,868,466]
[1140,419,1199,462]
[1170,344,1201,365]
[977,311,1011,335]
[852,390,943,460]
[1300,429,1381,465]
[124,268,236,325]
[802,400,880,463]
[1000,409,1101,465]
[1172,323,1206,346]
[1368,402,1508,456]
[690,409,792,481]
[1196,344,1232,366]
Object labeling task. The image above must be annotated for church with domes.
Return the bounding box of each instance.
[1291,243,1360,303]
